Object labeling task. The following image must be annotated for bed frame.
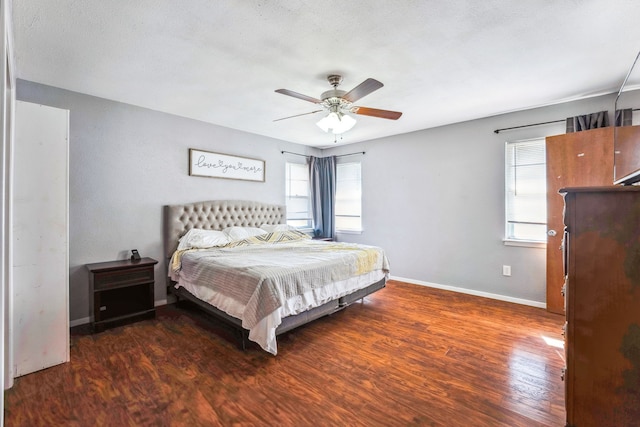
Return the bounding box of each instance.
[163,200,386,350]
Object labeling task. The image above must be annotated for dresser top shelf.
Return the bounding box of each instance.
[86,257,158,273]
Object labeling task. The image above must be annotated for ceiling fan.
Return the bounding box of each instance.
[274,75,402,134]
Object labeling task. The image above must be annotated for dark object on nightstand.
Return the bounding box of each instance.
[312,236,334,242]
[86,257,158,332]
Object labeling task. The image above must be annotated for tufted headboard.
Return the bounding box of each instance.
[163,200,286,258]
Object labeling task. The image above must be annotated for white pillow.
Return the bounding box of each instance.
[177,228,230,250]
[260,223,295,233]
[223,226,267,242]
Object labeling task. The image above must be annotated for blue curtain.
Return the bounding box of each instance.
[309,156,336,238]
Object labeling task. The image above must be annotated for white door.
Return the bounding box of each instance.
[13,101,69,376]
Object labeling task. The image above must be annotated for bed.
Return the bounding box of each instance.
[164,200,389,355]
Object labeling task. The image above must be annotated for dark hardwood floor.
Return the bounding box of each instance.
[4,280,566,426]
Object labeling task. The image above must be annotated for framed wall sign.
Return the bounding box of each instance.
[189,149,265,182]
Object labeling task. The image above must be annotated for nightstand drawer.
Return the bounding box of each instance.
[93,266,153,290]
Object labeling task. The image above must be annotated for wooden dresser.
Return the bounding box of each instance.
[562,186,640,426]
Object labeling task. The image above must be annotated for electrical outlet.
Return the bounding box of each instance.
[502,265,511,276]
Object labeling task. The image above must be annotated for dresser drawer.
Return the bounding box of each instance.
[93,266,154,290]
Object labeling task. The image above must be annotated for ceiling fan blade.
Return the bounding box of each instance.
[351,106,402,120]
[342,78,384,103]
[275,89,322,104]
[273,110,323,122]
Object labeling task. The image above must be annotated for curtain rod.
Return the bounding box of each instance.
[281,150,365,158]
[494,108,640,134]
[493,119,564,134]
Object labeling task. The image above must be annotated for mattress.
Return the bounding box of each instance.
[169,232,390,354]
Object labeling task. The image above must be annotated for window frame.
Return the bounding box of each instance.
[285,161,313,231]
[504,138,547,248]
[335,160,363,234]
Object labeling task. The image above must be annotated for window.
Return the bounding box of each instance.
[335,161,362,232]
[285,162,312,229]
[505,138,547,243]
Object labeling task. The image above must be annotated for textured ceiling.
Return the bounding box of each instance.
[11,0,640,148]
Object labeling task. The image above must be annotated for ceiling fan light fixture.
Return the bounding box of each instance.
[275,75,401,134]
[316,111,356,134]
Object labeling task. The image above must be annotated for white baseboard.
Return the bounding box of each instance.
[389,275,546,309]
[69,316,90,327]
[69,299,170,327]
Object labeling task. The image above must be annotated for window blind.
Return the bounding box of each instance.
[285,162,312,228]
[505,139,547,241]
[335,162,362,232]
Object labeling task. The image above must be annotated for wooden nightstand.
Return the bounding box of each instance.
[86,257,158,332]
[312,236,334,242]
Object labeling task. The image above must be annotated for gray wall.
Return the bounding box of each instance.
[17,79,320,323]
[325,93,623,305]
[16,78,635,323]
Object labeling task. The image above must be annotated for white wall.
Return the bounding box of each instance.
[16,79,320,324]
[324,93,625,306]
